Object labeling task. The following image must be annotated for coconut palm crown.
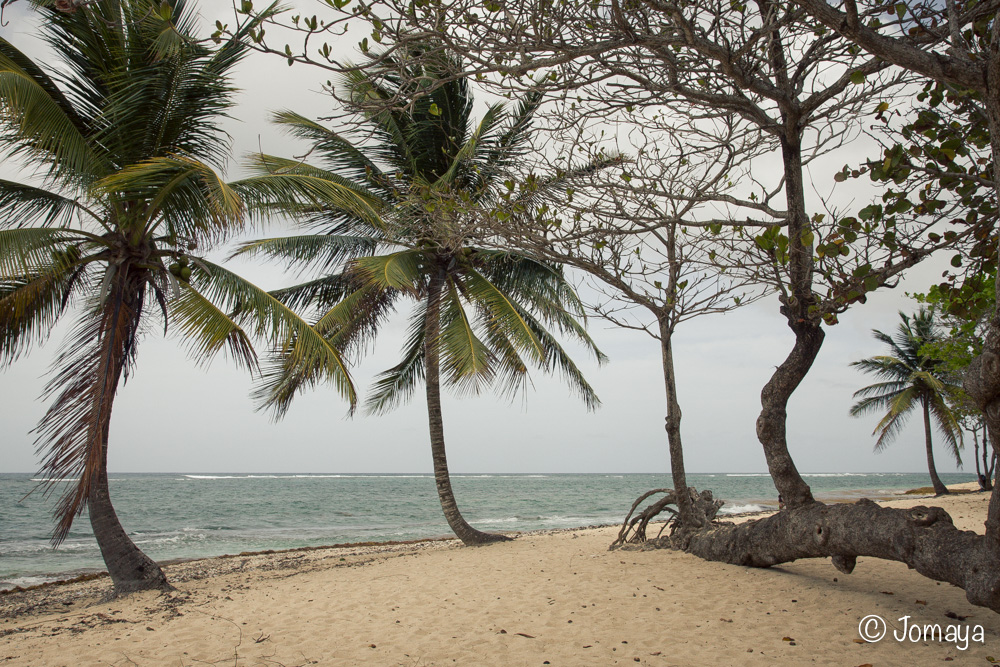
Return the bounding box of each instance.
[850,308,963,495]
[0,0,370,593]
[236,46,608,545]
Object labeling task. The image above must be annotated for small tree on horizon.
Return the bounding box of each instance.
[850,308,963,496]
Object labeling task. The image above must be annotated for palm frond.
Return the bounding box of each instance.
[188,259,356,413]
[168,281,258,372]
[270,110,385,184]
[351,250,427,292]
[232,164,384,230]
[438,279,495,394]
[928,391,964,465]
[0,37,101,184]
[365,301,427,416]
[0,180,96,229]
[91,153,245,240]
[0,257,89,366]
[460,267,546,364]
[0,228,83,276]
[231,234,381,275]
[268,273,355,312]
[34,279,143,543]
[871,385,920,452]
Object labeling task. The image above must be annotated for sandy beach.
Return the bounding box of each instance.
[2,484,998,666]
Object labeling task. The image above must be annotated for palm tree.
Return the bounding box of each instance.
[0,0,366,594]
[236,48,607,545]
[850,308,963,496]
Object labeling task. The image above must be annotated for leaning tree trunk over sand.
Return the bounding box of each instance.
[922,398,950,496]
[88,274,169,594]
[424,271,510,546]
[653,500,1000,612]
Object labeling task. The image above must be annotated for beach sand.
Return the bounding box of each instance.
[2,484,998,665]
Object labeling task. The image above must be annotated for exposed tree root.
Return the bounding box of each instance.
[610,488,724,549]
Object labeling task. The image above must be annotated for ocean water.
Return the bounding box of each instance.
[0,471,975,590]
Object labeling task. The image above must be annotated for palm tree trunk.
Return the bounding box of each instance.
[89,424,169,594]
[424,271,510,546]
[89,273,169,593]
[922,398,949,496]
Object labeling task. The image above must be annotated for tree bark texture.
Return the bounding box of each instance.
[755,131,818,509]
[658,317,698,529]
[424,270,510,546]
[963,18,1000,547]
[89,425,169,594]
[89,270,169,594]
[922,398,949,495]
[640,499,1000,613]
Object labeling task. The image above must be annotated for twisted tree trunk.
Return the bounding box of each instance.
[755,126,818,509]
[424,270,510,546]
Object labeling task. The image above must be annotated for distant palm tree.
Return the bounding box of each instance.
[237,47,607,545]
[0,0,364,593]
[850,309,962,495]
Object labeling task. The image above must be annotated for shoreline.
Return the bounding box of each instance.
[1,483,970,596]
[2,483,995,665]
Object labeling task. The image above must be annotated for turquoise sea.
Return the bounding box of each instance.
[0,471,976,590]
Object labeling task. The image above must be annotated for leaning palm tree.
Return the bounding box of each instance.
[236,48,607,545]
[850,308,963,496]
[0,0,368,594]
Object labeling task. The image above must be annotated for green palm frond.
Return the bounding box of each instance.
[438,279,495,394]
[351,250,427,292]
[0,259,89,366]
[268,273,356,312]
[460,267,546,364]
[310,279,400,356]
[92,154,245,238]
[231,235,381,275]
[168,282,258,372]
[928,391,963,465]
[850,379,906,403]
[505,297,602,410]
[871,385,919,452]
[188,259,356,411]
[232,165,384,229]
[0,228,86,276]
[270,110,385,185]
[0,38,101,183]
[365,302,427,415]
[850,355,911,381]
[0,180,97,229]
[432,102,504,189]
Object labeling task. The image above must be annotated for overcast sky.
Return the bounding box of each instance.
[0,1,976,477]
